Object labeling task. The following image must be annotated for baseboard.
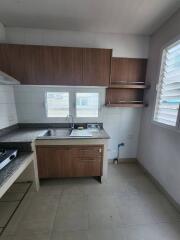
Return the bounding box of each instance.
[137,160,180,212]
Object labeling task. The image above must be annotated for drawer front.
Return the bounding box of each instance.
[74,158,102,177]
[70,146,103,158]
[70,145,103,177]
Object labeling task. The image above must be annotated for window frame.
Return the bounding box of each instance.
[45,91,70,119]
[75,92,100,119]
[153,38,180,131]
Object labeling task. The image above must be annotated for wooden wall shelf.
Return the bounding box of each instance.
[105,103,145,108]
[109,84,147,89]
[106,57,148,108]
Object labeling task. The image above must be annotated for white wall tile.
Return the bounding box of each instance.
[0,85,18,129]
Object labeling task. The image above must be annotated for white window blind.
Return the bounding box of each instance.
[154,40,180,127]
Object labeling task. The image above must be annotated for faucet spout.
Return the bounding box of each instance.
[66,115,74,130]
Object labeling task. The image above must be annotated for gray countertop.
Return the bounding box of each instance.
[0,152,32,188]
[0,129,48,143]
[0,127,110,143]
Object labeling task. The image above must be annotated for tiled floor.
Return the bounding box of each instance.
[1,163,180,240]
[0,183,31,234]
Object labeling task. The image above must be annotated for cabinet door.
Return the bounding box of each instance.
[0,44,26,82]
[83,48,112,86]
[111,58,129,84]
[69,146,103,177]
[128,58,147,83]
[53,47,83,85]
[36,146,69,178]
[36,145,103,178]
[111,57,147,84]
[0,44,83,85]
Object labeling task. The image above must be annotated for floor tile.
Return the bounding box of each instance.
[2,163,180,240]
[88,228,124,240]
[61,185,86,197]
[126,176,159,194]
[51,230,89,240]
[87,195,117,213]
[53,210,88,232]
[121,222,180,240]
[58,195,88,215]
[88,207,121,230]
[39,180,64,195]
[0,202,19,227]
[1,231,51,240]
[18,193,59,232]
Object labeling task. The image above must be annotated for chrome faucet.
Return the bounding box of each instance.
[66,115,74,130]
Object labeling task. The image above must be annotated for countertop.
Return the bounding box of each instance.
[0,152,32,188]
[0,127,110,144]
[0,129,48,143]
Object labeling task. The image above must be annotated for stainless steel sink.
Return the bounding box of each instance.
[69,129,93,137]
[44,129,71,137]
[43,128,93,138]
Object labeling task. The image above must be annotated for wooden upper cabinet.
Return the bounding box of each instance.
[83,48,112,86]
[0,44,112,86]
[0,44,26,82]
[0,44,83,85]
[52,47,83,85]
[111,57,147,85]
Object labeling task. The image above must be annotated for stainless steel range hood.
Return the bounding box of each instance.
[0,71,20,85]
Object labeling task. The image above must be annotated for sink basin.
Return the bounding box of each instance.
[44,129,70,137]
[69,129,93,137]
[43,128,93,138]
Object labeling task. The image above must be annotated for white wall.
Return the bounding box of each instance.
[14,85,142,159]
[138,9,180,205]
[5,27,149,58]
[6,27,149,160]
[0,85,18,129]
[0,22,5,42]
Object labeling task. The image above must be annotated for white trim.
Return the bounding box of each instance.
[152,120,180,133]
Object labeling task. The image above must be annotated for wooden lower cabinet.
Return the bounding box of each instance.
[36,145,103,179]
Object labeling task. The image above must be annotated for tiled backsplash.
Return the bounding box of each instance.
[0,85,18,130]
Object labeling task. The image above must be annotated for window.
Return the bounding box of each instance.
[76,93,99,118]
[46,92,69,117]
[154,40,180,127]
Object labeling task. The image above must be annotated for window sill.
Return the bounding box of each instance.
[152,120,180,133]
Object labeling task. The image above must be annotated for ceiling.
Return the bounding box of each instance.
[0,0,179,35]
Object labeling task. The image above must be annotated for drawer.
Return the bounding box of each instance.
[70,146,103,158]
[73,158,102,177]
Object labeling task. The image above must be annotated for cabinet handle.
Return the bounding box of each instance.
[99,148,102,153]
